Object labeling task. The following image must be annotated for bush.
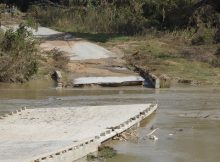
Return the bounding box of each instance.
[98,146,117,159]
[86,146,117,161]
[29,3,147,35]
[0,24,38,83]
[49,49,70,71]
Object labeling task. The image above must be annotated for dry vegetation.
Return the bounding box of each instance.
[0,25,38,83]
[101,30,220,85]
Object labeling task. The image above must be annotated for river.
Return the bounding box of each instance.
[0,82,220,162]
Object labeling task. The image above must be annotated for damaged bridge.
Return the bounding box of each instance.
[0,104,157,162]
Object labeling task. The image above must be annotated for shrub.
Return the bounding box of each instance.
[98,146,117,159]
[86,146,117,161]
[29,3,147,35]
[0,24,38,83]
[49,49,70,71]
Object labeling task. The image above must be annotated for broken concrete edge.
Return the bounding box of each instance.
[25,139,99,162]
[1,25,63,38]
[51,70,63,88]
[132,65,160,88]
[0,107,27,119]
[72,76,145,88]
[24,104,157,162]
[73,81,144,88]
[100,104,158,143]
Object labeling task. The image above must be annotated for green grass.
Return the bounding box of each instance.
[153,59,220,83]
[87,146,117,161]
[101,33,220,85]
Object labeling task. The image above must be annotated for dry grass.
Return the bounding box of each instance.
[101,32,220,85]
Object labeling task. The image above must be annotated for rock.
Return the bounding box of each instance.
[52,70,63,88]
[150,125,155,130]
[64,33,73,41]
[52,70,62,82]
[178,128,183,132]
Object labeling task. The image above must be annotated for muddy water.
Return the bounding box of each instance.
[0,82,220,162]
[107,87,220,162]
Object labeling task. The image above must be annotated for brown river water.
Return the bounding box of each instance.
[0,80,220,162]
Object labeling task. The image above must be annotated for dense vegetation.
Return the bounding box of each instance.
[2,0,220,33]
[0,24,38,82]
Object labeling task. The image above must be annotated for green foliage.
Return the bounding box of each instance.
[86,153,97,161]
[143,0,195,28]
[31,3,147,34]
[98,146,117,158]
[0,24,38,83]
[25,15,38,30]
[86,146,117,161]
[25,0,219,36]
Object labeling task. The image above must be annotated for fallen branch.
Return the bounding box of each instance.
[147,128,159,136]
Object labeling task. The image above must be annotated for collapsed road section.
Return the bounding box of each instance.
[0,104,157,162]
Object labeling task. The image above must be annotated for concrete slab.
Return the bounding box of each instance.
[0,104,153,162]
[0,25,110,60]
[40,41,113,60]
[0,25,62,37]
[73,76,145,87]
[31,27,62,37]
[70,42,112,60]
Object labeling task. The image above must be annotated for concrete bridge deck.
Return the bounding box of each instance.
[0,104,157,162]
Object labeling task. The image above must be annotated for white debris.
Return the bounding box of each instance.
[147,128,159,136]
[147,128,159,141]
[149,135,159,141]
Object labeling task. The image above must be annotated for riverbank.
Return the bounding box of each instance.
[0,17,219,87]
[96,33,220,86]
[35,26,220,87]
